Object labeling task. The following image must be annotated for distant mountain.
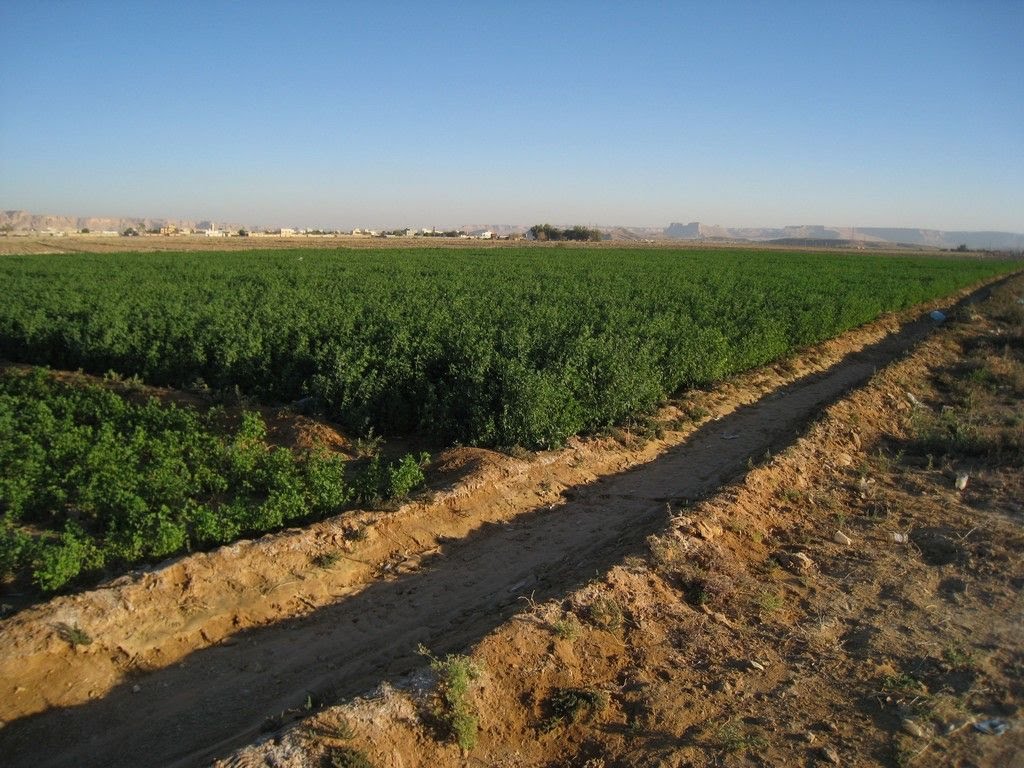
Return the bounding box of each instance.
[662,221,1024,250]
[0,210,243,234]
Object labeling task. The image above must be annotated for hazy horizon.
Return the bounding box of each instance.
[1,1,1022,232]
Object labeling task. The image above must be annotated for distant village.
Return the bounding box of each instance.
[2,223,522,240]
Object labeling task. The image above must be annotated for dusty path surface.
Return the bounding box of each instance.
[1,280,1007,768]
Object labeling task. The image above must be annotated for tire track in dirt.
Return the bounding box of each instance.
[0,281,1008,768]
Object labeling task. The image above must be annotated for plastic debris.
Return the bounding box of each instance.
[905,391,929,410]
[901,718,924,738]
[955,472,969,491]
[929,310,947,322]
[833,530,852,546]
[973,718,1010,736]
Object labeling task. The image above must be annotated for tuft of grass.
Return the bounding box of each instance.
[714,719,767,754]
[881,672,926,695]
[322,747,375,768]
[552,615,581,641]
[754,590,784,616]
[419,645,482,752]
[312,550,344,569]
[943,644,978,670]
[54,622,92,647]
[585,595,624,633]
[305,715,357,741]
[541,687,609,732]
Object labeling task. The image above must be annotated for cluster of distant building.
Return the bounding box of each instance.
[5,225,513,240]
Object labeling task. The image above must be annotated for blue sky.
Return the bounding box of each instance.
[1,1,1021,231]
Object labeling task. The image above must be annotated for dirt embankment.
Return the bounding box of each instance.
[0,273,1020,768]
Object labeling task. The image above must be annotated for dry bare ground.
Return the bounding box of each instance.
[0,234,961,256]
[0,272,1021,767]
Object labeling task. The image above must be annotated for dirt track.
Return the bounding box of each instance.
[1,281,1006,768]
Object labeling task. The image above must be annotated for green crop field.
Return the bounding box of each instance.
[0,246,1017,593]
[0,247,1016,451]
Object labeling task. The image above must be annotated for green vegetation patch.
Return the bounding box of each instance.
[0,368,426,593]
[0,248,1015,450]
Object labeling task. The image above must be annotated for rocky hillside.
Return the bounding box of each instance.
[663,221,1024,250]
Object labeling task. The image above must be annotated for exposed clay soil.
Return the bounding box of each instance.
[1,273,1021,768]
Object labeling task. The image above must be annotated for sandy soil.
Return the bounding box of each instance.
[0,234,964,256]
[0,273,1020,767]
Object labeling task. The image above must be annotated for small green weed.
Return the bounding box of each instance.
[943,645,978,670]
[714,719,767,754]
[754,590,784,616]
[346,525,368,542]
[419,646,481,751]
[54,622,92,647]
[585,595,623,632]
[305,715,357,741]
[312,550,344,569]
[882,672,925,695]
[322,747,375,768]
[540,687,609,732]
[552,615,581,641]
[351,429,384,459]
[780,487,803,503]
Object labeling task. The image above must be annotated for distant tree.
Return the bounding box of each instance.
[955,243,969,252]
[0,224,13,234]
[79,228,90,234]
[238,229,249,237]
[529,223,559,241]
[122,227,139,237]
[529,224,602,242]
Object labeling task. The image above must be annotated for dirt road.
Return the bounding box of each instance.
[0,283,1004,768]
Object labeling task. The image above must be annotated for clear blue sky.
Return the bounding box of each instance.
[1,1,1021,231]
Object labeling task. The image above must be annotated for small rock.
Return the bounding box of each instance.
[132,684,141,694]
[781,551,815,573]
[889,532,909,544]
[833,530,853,546]
[955,472,969,491]
[820,745,841,765]
[748,660,766,671]
[711,611,731,626]
[901,718,924,738]
[695,520,723,541]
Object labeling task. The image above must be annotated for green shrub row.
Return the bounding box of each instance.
[0,369,427,592]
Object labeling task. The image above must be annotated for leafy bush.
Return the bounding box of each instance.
[0,369,426,593]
